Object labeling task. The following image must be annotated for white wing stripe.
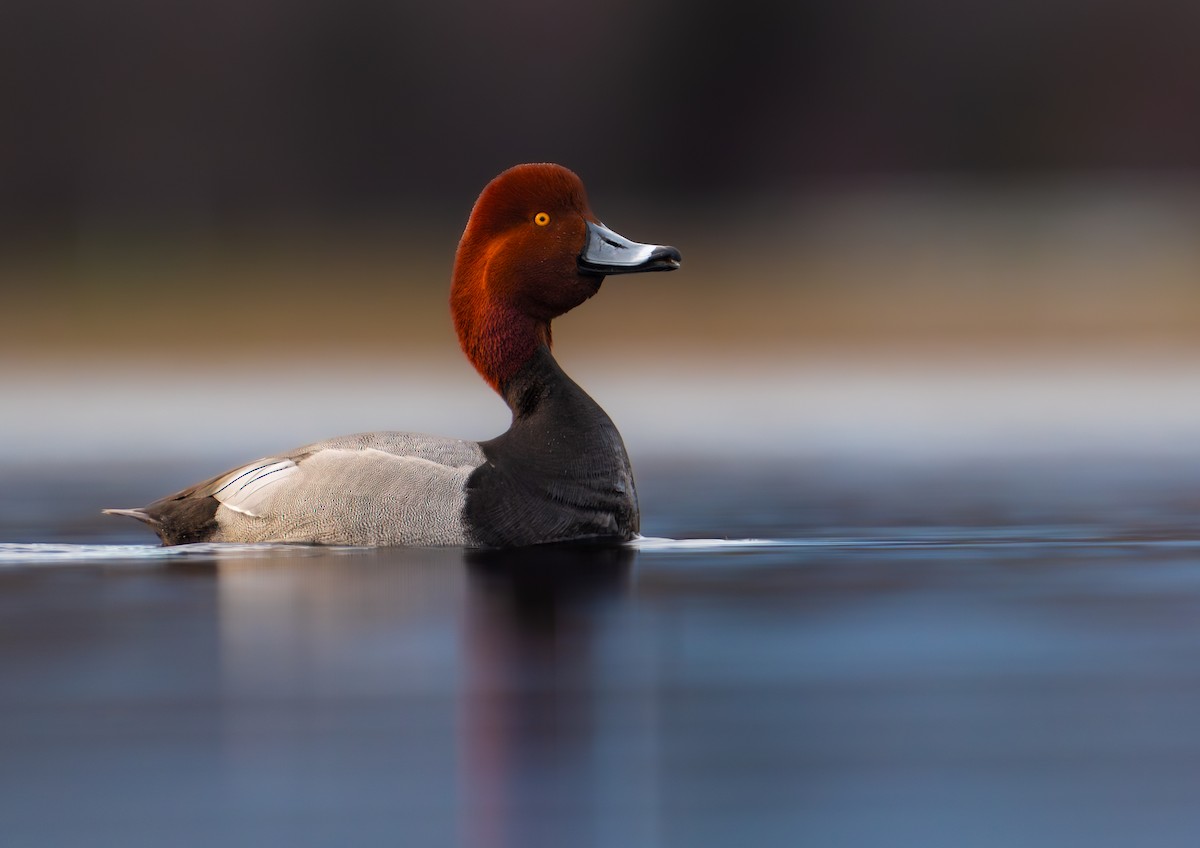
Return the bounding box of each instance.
[214,459,299,517]
[214,460,281,495]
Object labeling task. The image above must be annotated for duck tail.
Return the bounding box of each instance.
[101,507,161,528]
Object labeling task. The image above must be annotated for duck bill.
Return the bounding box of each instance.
[578,221,682,276]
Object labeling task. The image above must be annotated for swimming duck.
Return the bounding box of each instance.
[104,163,681,547]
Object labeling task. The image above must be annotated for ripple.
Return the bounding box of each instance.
[632,532,1200,553]
[5,531,1200,567]
[0,542,349,566]
[632,537,792,551]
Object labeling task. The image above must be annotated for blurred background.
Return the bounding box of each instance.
[2,0,1200,462]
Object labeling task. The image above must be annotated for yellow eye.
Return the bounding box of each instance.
[534,212,551,227]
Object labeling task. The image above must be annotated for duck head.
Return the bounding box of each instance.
[451,163,681,395]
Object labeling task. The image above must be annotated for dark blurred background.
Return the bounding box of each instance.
[5,0,1200,226]
[2,0,1199,374]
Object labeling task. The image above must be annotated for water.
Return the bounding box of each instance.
[3,457,1200,847]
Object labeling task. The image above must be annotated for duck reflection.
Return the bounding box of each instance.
[202,544,651,846]
[461,543,653,848]
[465,542,634,636]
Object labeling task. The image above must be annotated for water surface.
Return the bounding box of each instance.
[2,457,1199,847]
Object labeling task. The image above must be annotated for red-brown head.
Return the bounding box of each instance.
[451,163,680,395]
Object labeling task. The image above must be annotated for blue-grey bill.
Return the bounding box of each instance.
[578,221,681,275]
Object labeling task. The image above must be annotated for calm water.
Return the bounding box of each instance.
[3,456,1200,847]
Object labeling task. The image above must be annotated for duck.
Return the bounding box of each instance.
[104,163,681,547]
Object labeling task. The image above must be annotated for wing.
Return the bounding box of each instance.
[209,446,484,545]
[108,432,487,546]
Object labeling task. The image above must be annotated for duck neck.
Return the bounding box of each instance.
[500,342,588,420]
[452,283,557,396]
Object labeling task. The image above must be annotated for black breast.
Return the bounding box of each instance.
[462,347,640,548]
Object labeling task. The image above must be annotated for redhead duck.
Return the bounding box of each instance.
[104,163,681,547]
